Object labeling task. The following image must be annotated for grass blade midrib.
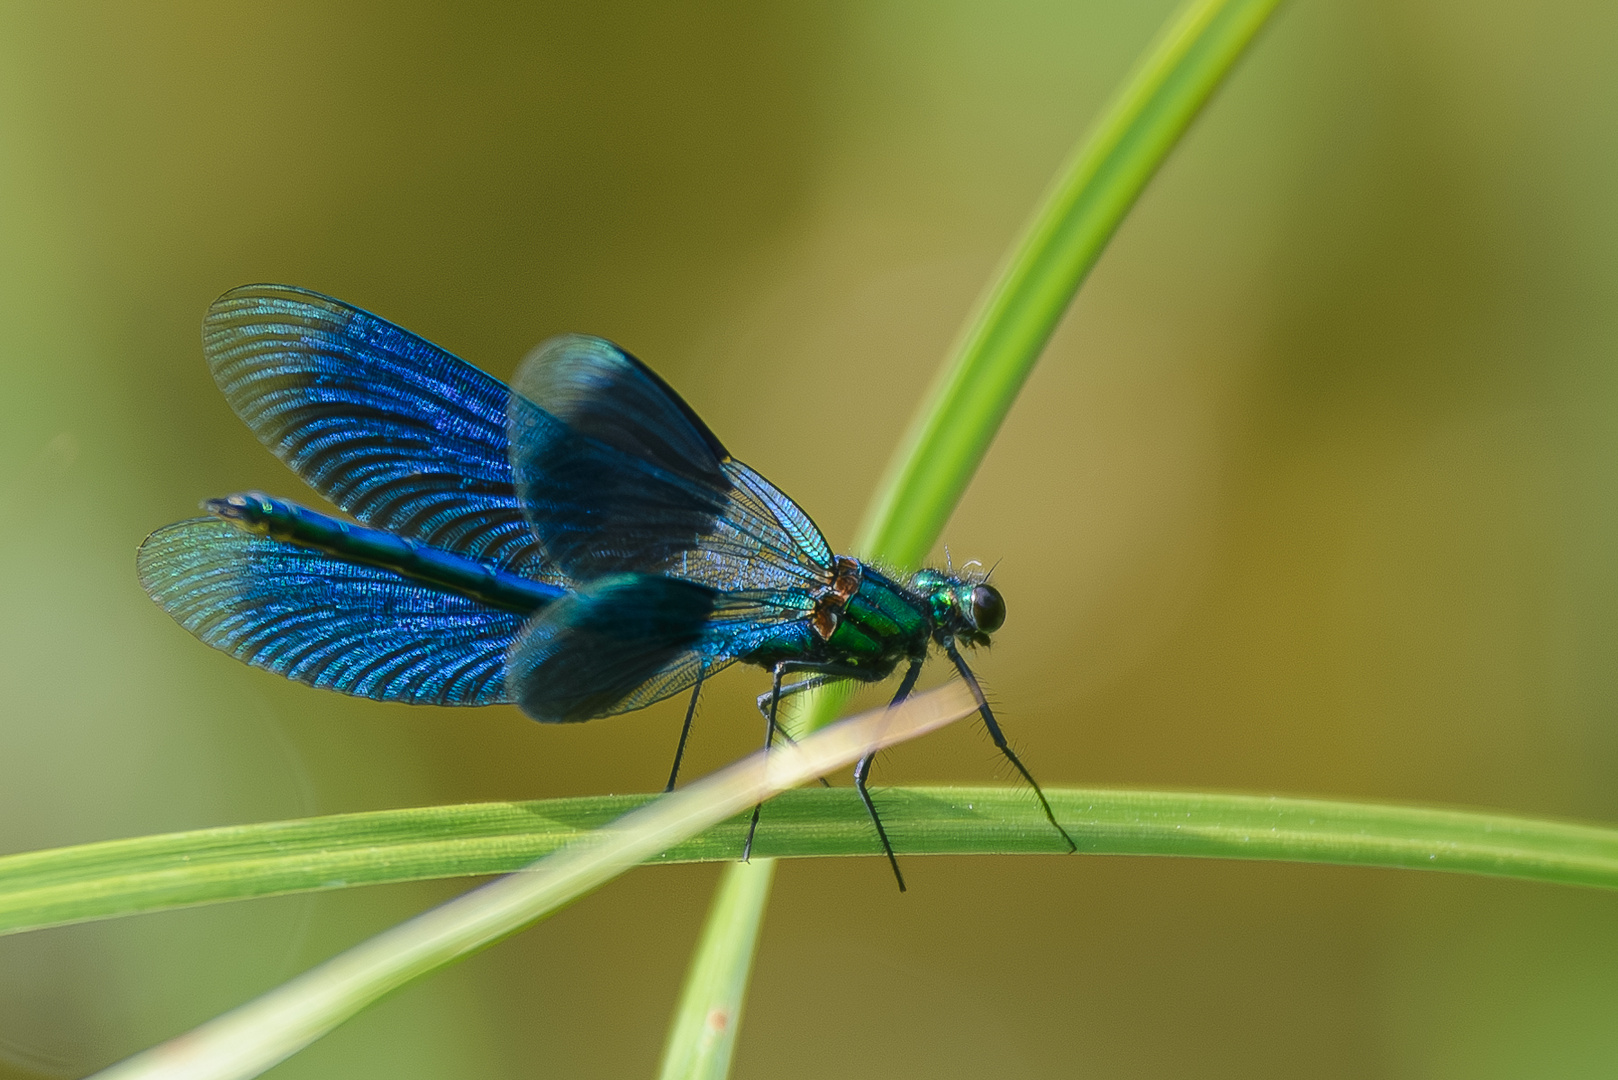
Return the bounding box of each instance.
[8,786,1618,938]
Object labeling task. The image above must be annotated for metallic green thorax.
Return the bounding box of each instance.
[824,569,934,665]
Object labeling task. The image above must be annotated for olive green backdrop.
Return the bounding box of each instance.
[4,1,1618,1077]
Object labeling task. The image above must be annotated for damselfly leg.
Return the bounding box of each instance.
[664,662,708,792]
[742,660,862,860]
[855,657,925,892]
[943,640,1076,853]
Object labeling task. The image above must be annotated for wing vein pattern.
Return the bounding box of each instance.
[139,519,522,706]
[204,284,550,577]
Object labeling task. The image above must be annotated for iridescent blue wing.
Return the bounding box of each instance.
[507,573,813,722]
[204,284,550,578]
[139,518,526,705]
[509,335,833,592]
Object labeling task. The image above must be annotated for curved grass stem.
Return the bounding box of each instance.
[665,0,1289,1074]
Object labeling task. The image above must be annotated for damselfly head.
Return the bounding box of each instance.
[913,568,1007,647]
[969,583,1006,634]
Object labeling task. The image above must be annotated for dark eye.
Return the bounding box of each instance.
[970,585,1006,634]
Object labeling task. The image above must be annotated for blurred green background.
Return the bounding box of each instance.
[4,0,1618,1076]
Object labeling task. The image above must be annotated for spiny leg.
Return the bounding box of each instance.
[742,661,792,862]
[754,673,847,738]
[742,661,862,861]
[943,641,1077,853]
[754,672,850,788]
[664,663,707,792]
[854,657,924,892]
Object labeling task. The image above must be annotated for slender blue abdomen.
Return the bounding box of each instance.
[137,494,565,706]
[202,492,563,614]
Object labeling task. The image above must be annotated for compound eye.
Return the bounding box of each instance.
[970,584,1006,634]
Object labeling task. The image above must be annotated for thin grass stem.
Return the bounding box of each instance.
[655,860,777,1080]
[662,0,1289,1074]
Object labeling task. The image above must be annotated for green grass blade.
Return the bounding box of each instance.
[856,0,1286,568]
[656,860,776,1080]
[11,786,1618,940]
[82,686,976,1080]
